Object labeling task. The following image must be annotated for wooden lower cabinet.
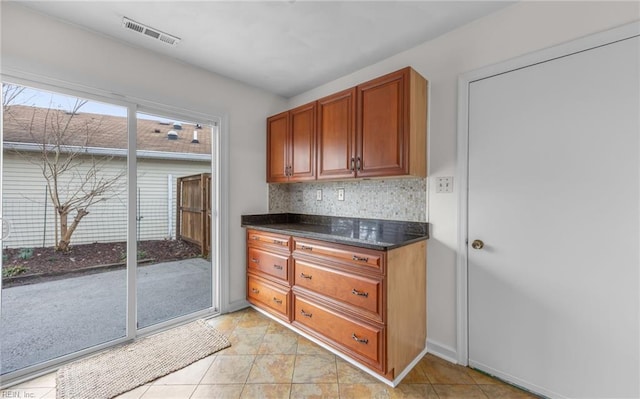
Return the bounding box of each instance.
[293,291,386,374]
[246,228,426,383]
[293,258,383,321]
[247,273,291,323]
[247,246,289,282]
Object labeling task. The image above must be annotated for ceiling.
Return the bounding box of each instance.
[17,1,514,98]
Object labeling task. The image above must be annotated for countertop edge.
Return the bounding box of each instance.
[242,223,429,251]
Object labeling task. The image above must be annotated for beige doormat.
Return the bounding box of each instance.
[56,319,230,399]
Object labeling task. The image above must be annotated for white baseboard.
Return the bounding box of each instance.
[392,346,429,386]
[224,299,250,314]
[426,339,458,364]
[469,360,558,399]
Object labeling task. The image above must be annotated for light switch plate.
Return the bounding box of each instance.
[436,177,453,193]
[316,189,322,201]
[338,188,345,201]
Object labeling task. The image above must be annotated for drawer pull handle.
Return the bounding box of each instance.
[251,288,260,294]
[352,255,369,262]
[272,297,282,304]
[300,309,313,318]
[300,273,313,280]
[251,236,260,240]
[351,289,369,298]
[352,333,369,344]
[273,264,283,270]
[251,258,259,264]
[273,239,285,245]
[300,245,313,251]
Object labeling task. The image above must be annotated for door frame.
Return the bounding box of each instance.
[455,21,640,366]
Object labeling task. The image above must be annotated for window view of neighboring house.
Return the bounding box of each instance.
[2,103,211,249]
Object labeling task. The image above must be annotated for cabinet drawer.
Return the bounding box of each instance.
[293,238,383,272]
[293,294,383,372]
[247,274,290,321]
[247,229,291,253]
[248,247,289,283]
[294,259,382,320]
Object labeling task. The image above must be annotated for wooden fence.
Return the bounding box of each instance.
[176,173,211,257]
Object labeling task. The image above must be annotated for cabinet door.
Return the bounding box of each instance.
[289,102,316,181]
[293,293,385,373]
[267,111,290,182]
[248,274,291,322]
[248,247,290,283]
[357,68,409,178]
[317,88,356,180]
[294,259,383,321]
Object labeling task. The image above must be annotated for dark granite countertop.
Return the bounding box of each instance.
[241,213,429,251]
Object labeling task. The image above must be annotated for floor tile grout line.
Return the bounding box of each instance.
[288,354,298,399]
[193,354,217,388]
[135,384,151,399]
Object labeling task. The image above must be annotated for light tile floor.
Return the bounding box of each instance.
[1,308,540,398]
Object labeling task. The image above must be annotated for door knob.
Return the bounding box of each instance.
[471,239,484,250]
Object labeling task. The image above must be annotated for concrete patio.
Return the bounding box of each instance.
[0,258,212,375]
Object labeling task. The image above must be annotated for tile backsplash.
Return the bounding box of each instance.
[269,178,427,222]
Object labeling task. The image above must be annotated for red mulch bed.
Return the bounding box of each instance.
[2,240,202,286]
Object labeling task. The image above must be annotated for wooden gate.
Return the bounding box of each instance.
[176,173,211,257]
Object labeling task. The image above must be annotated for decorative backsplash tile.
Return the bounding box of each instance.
[269,178,427,222]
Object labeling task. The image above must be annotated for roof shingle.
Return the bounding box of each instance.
[3,105,212,155]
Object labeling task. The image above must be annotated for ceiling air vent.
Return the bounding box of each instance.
[122,17,180,46]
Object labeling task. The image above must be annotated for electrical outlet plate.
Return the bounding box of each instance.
[436,177,454,193]
[316,189,322,201]
[338,188,345,201]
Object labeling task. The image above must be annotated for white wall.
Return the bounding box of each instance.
[287,1,640,358]
[0,3,287,311]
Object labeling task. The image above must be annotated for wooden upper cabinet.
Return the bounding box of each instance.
[289,102,316,181]
[267,111,289,183]
[267,102,316,182]
[317,88,356,180]
[266,67,426,183]
[356,67,427,178]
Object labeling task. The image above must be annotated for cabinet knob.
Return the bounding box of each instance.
[352,333,368,344]
[352,255,369,262]
[471,239,484,250]
[351,288,369,298]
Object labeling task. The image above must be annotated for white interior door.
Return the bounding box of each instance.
[467,36,639,398]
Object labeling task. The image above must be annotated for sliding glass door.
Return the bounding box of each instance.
[0,81,219,383]
[135,112,214,329]
[1,84,128,375]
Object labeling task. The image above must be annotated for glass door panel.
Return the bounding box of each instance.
[135,112,213,329]
[1,83,128,375]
